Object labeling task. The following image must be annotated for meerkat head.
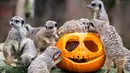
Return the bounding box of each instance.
[87,19,108,34]
[24,24,32,32]
[87,0,104,11]
[21,54,35,67]
[45,20,58,32]
[10,16,25,29]
[45,46,61,59]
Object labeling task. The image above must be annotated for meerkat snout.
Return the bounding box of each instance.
[46,46,61,59]
[53,49,61,59]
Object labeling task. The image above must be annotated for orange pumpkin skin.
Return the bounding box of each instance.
[56,32,106,73]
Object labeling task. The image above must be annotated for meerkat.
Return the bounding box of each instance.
[87,19,125,73]
[34,20,58,53]
[57,18,91,36]
[20,38,38,67]
[87,0,109,23]
[3,16,28,66]
[28,46,62,73]
[24,24,44,40]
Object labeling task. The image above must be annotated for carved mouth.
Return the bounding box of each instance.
[69,58,88,63]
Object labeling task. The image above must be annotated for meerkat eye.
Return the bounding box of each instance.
[99,4,102,9]
[91,3,96,7]
[21,20,25,25]
[55,23,58,27]
[15,20,20,23]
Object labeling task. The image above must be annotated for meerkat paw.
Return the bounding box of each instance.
[44,38,51,44]
[4,57,13,65]
[10,63,17,67]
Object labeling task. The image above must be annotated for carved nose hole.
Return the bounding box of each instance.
[84,40,98,52]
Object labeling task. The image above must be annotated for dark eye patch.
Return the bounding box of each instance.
[82,22,86,25]
[15,20,20,23]
[89,22,95,27]
[91,3,96,7]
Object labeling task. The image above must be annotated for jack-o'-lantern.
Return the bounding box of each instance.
[56,32,105,73]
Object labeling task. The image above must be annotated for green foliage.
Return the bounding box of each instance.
[0,66,27,73]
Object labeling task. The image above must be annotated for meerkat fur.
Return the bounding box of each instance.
[57,18,91,36]
[3,16,28,66]
[20,38,38,66]
[34,20,58,53]
[87,0,109,23]
[0,43,4,52]
[24,24,44,40]
[88,19,125,73]
[28,46,62,73]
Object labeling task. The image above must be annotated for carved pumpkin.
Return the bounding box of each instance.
[56,32,106,73]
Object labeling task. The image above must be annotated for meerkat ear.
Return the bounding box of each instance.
[55,23,58,27]
[25,26,29,31]
[99,4,102,9]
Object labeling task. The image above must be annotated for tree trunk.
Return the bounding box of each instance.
[15,0,26,18]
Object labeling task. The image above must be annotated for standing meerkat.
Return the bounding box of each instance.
[87,19,125,73]
[28,46,62,73]
[57,18,91,36]
[3,16,28,66]
[87,0,130,70]
[34,20,58,53]
[87,0,109,23]
[20,38,38,67]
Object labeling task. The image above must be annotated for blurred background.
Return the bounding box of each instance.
[0,0,130,48]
